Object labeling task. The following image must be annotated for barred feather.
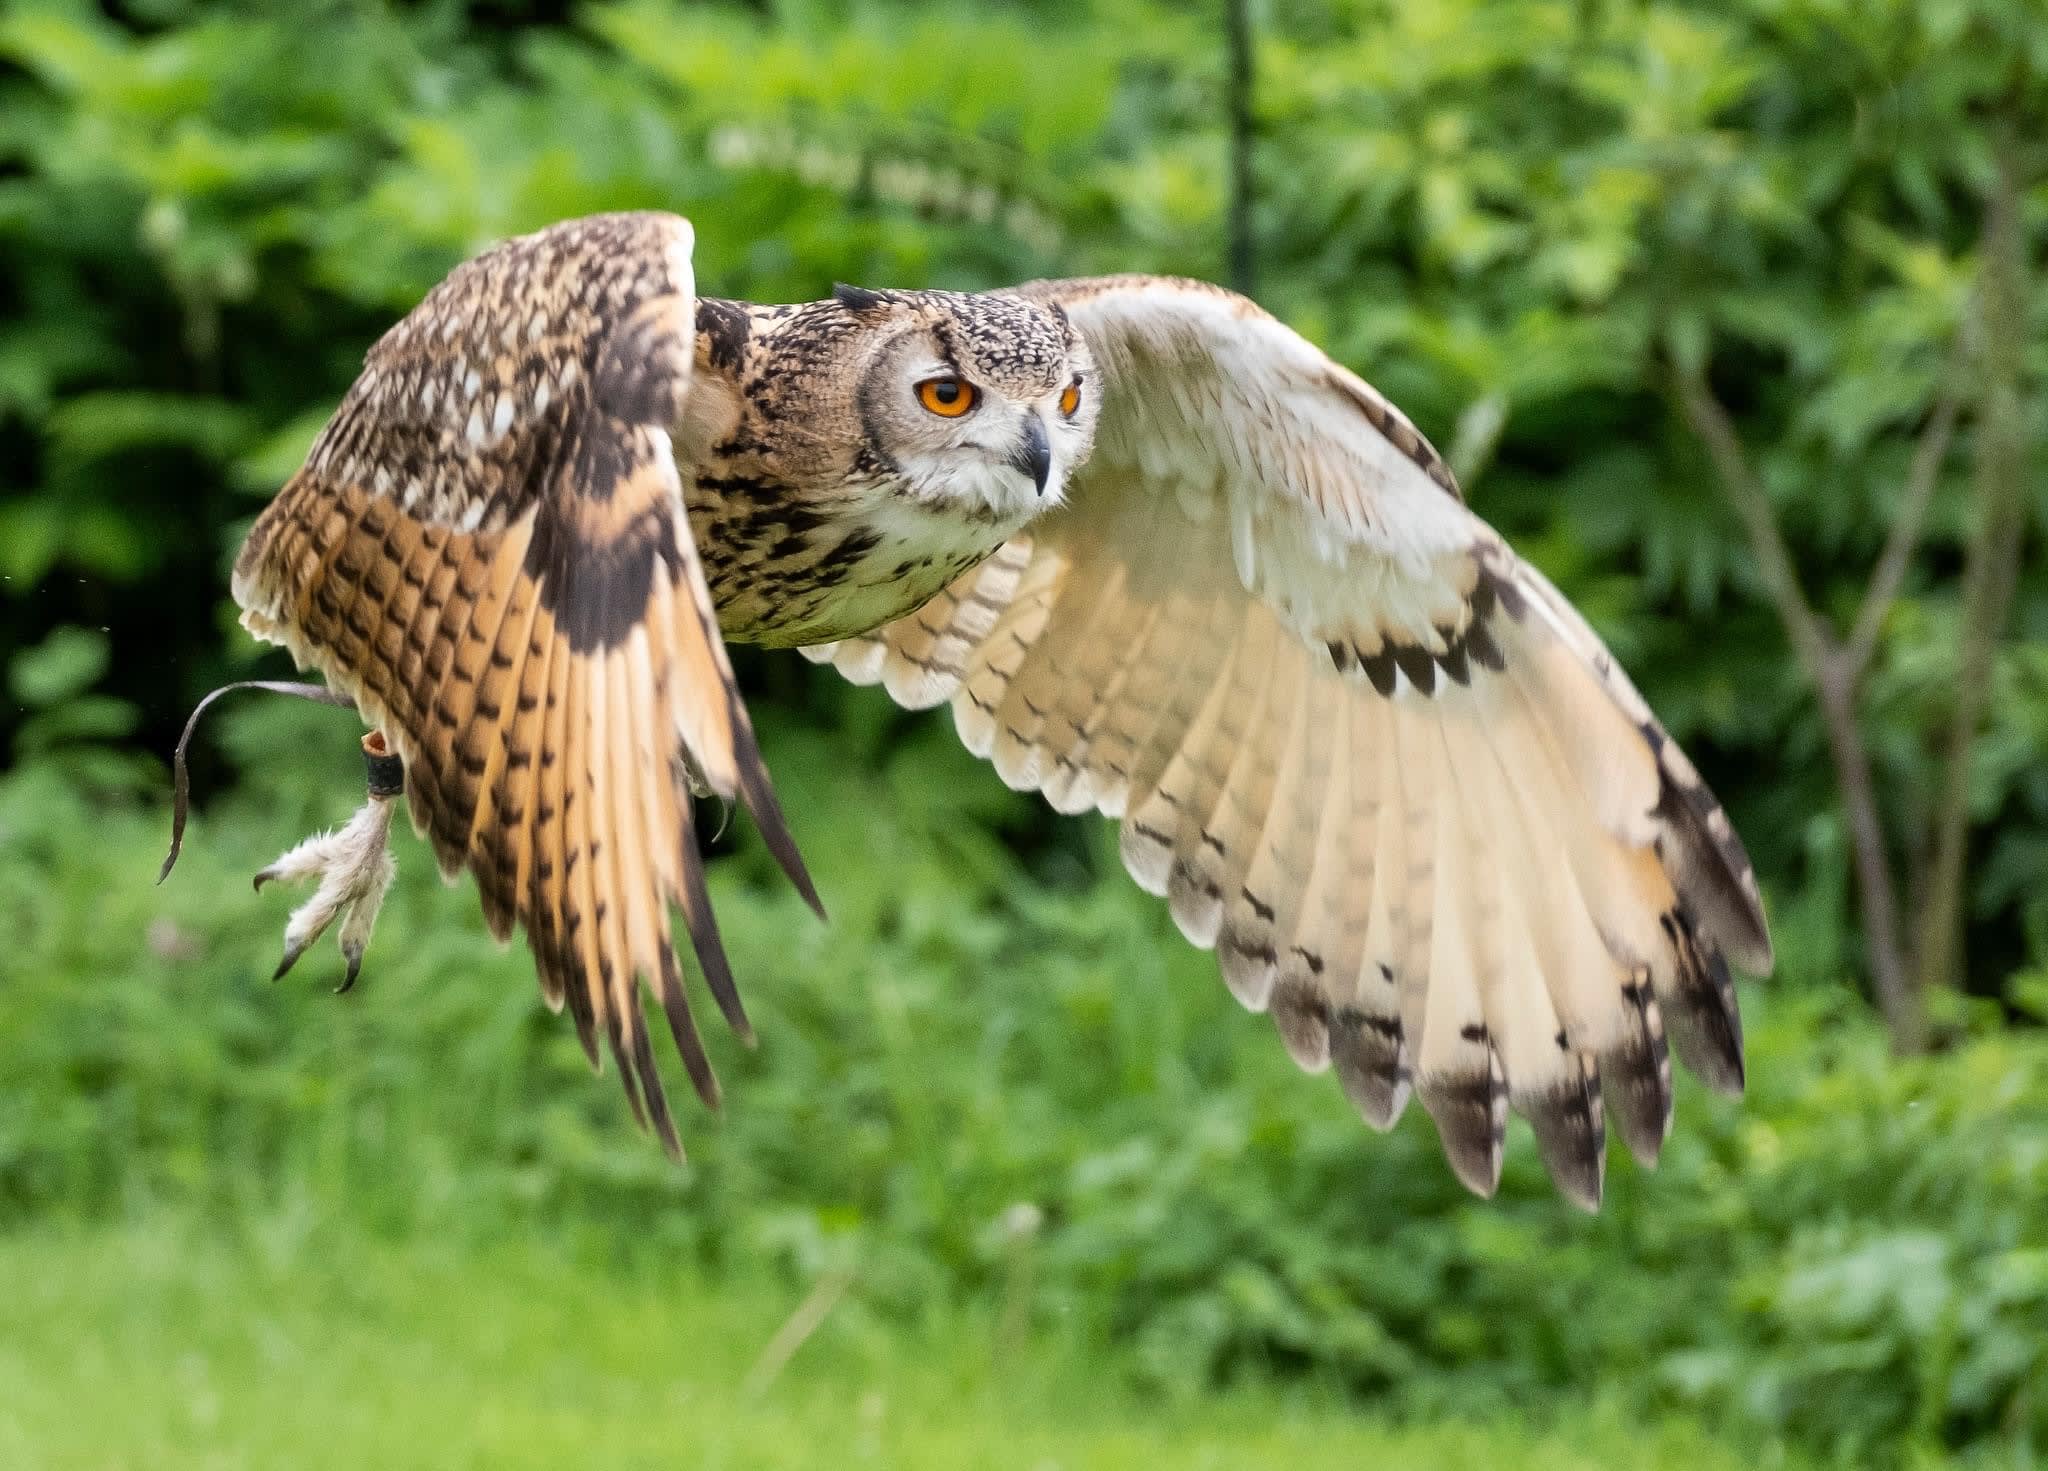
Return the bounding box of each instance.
[808,273,1773,1206]
[232,212,817,1156]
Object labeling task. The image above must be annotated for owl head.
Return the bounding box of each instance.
[833,284,1098,518]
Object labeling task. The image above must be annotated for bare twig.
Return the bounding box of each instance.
[1448,390,1509,491]
[159,679,356,884]
[1812,660,1923,1053]
[742,1265,855,1398]
[1672,363,1923,1052]
[1842,385,1962,684]
[1672,367,1836,683]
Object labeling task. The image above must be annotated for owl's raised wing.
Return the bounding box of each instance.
[232,212,818,1155]
[803,274,1772,1208]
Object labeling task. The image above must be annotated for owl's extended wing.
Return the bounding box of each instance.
[232,212,819,1155]
[803,274,1771,1208]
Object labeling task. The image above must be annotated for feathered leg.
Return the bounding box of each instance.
[255,730,404,993]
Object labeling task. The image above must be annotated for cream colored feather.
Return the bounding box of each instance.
[808,274,1772,1206]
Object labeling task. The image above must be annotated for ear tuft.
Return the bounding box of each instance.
[833,284,894,315]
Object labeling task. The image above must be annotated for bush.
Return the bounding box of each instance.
[1,715,2041,1464]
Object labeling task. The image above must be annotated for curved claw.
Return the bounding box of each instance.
[273,940,308,982]
[336,943,364,995]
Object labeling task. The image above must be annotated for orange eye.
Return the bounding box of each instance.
[916,377,978,417]
[1059,383,1081,417]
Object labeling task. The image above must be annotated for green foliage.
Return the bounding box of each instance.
[1,740,2042,1464]
[1,1,2044,1465]
[6,624,154,792]
[2,0,2043,1002]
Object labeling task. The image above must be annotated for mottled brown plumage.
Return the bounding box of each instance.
[218,211,1772,1204]
[233,213,816,1154]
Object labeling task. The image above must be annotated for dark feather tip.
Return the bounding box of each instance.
[1328,1006,1411,1132]
[1525,1086,1605,1213]
[1422,1069,1506,1199]
[1673,1017,1746,1097]
[677,850,756,1042]
[719,693,828,925]
[1601,1064,1670,1167]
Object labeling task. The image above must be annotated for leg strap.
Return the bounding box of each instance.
[158,680,356,884]
[362,730,405,800]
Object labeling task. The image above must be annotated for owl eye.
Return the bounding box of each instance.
[1059,383,1081,418]
[916,377,978,418]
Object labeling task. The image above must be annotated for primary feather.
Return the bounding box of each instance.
[232,213,816,1156]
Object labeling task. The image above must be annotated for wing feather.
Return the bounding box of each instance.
[1266,694,1348,1068]
[1415,739,1506,1197]
[1168,629,1293,956]
[1121,613,1260,901]
[1344,704,1412,1129]
[989,557,1127,792]
[808,273,1771,1204]
[1045,596,1166,817]
[231,212,816,1152]
[1215,653,1317,1010]
[954,549,1067,759]
[1005,561,1134,808]
[466,526,550,939]
[800,537,1036,711]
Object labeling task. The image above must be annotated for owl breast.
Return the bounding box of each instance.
[684,474,1025,649]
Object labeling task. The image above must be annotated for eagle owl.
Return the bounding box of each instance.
[210,211,1773,1209]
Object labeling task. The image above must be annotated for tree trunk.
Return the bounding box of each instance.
[1224,0,1255,297]
[1916,122,2032,1001]
[1815,656,1923,1052]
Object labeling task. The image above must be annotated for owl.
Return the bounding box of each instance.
[194,211,1772,1209]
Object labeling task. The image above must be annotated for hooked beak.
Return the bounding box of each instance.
[1008,415,1052,497]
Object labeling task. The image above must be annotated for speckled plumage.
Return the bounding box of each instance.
[220,211,1774,1204]
[234,213,818,1150]
[678,285,1088,646]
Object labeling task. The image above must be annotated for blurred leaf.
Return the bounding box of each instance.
[9,625,110,707]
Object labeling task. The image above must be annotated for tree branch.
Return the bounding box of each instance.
[1671,365,1834,684]
[1671,360,1924,1051]
[1448,389,1509,491]
[1842,384,1962,684]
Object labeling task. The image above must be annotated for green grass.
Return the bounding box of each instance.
[3,726,2044,1467]
[0,1217,1806,1471]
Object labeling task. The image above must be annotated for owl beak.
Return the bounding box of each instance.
[1010,415,1053,497]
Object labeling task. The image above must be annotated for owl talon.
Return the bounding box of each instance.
[255,785,397,994]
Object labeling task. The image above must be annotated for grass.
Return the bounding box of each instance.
[2,741,2038,1467]
[0,1216,1807,1471]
